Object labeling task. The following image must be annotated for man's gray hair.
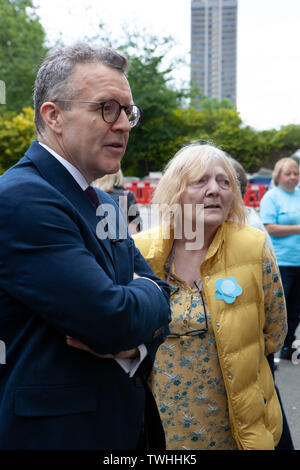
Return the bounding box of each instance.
[34,42,129,135]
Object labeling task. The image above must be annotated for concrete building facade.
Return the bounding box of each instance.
[191,0,238,106]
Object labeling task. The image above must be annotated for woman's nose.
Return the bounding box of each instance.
[206,178,219,194]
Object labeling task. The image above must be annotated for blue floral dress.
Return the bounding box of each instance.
[150,243,286,450]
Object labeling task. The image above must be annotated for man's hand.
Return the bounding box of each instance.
[66,336,139,359]
[114,349,140,359]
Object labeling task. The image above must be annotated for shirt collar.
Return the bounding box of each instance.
[38,142,89,190]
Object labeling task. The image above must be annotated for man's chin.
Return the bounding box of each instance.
[93,163,121,180]
[105,163,121,175]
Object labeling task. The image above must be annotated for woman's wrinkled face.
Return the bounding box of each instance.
[181,160,234,233]
[278,162,299,193]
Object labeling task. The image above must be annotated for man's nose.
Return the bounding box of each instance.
[111,109,131,132]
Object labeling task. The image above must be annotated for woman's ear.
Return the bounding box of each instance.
[40,101,64,135]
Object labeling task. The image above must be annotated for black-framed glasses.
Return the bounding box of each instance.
[167,281,208,338]
[54,99,142,128]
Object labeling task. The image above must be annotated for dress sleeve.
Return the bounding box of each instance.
[262,242,287,355]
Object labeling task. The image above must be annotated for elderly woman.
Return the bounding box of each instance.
[134,143,287,450]
[260,157,300,360]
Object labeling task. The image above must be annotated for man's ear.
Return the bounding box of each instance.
[40,102,64,134]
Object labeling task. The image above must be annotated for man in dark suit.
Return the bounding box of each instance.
[0,43,171,450]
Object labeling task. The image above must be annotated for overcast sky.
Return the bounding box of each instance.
[33,0,300,131]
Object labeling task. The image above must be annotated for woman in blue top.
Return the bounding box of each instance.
[260,157,300,360]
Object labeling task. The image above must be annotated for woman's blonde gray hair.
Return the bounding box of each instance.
[93,170,124,193]
[152,143,246,230]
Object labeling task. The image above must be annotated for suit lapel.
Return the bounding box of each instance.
[25,141,114,266]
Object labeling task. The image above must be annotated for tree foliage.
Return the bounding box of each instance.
[0,20,299,177]
[0,107,35,172]
[0,0,47,113]
[123,36,188,175]
[87,25,299,176]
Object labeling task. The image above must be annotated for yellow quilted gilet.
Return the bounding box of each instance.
[134,221,282,450]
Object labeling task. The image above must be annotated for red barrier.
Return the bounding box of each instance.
[125,181,157,204]
[243,183,268,208]
[126,181,268,208]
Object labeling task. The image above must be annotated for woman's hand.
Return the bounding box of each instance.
[66,336,139,359]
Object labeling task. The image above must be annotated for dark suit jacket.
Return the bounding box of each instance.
[0,141,171,450]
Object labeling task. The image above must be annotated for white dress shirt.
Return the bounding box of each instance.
[39,142,147,377]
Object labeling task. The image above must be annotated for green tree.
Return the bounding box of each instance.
[272,124,300,151]
[257,124,300,168]
[0,107,35,173]
[0,0,47,113]
[1,18,297,177]
[201,97,234,111]
[123,34,188,175]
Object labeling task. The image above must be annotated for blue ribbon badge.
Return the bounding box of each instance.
[215,277,242,304]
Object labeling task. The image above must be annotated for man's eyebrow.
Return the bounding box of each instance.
[87,97,135,106]
[87,99,106,104]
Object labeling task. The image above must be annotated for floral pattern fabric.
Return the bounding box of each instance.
[150,243,286,450]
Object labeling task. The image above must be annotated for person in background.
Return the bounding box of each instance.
[260,158,300,361]
[228,157,272,248]
[134,143,287,450]
[0,42,171,450]
[93,169,142,233]
[230,156,294,451]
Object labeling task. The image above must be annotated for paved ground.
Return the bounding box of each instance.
[275,326,300,450]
